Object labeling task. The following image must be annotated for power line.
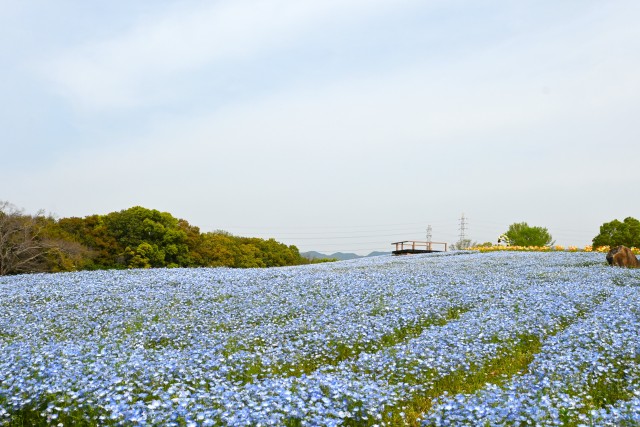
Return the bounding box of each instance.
[221,220,446,231]
[269,231,426,241]
[227,227,434,237]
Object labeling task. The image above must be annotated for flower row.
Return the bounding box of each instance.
[1,251,638,425]
[470,245,640,254]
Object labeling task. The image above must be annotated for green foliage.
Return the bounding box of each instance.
[196,232,239,267]
[40,219,94,272]
[503,222,554,247]
[57,215,119,270]
[102,206,192,268]
[2,201,311,274]
[194,232,307,269]
[592,217,640,248]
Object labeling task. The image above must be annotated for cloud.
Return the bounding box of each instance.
[40,0,640,172]
[42,0,419,111]
[12,0,638,249]
[33,23,639,205]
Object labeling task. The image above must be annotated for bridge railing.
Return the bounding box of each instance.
[391,241,448,254]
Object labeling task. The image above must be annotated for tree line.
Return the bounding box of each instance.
[0,202,313,275]
[2,200,637,276]
[452,222,555,249]
[454,217,639,249]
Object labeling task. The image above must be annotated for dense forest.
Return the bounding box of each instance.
[0,202,317,276]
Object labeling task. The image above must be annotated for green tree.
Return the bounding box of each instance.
[125,242,166,269]
[39,216,94,272]
[192,231,237,267]
[592,217,640,248]
[104,206,191,268]
[58,207,197,269]
[193,232,306,268]
[236,242,266,268]
[503,222,553,247]
[58,215,120,269]
[243,237,305,267]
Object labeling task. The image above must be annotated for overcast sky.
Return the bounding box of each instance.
[2,1,639,254]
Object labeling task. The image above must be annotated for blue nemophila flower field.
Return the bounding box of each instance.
[1,251,639,426]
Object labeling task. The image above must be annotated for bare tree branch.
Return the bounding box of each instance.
[0,201,51,275]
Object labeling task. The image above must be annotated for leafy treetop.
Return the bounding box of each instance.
[503,222,554,247]
[592,217,640,249]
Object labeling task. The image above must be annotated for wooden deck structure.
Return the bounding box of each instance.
[391,240,447,255]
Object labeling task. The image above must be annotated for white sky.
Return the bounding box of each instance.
[2,0,639,254]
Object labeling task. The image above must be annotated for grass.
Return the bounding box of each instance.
[383,334,543,427]
[380,293,612,426]
[224,306,469,384]
[281,334,544,427]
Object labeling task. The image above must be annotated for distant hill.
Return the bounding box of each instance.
[367,251,390,257]
[301,251,390,261]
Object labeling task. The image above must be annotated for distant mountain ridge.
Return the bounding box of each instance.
[301,251,390,261]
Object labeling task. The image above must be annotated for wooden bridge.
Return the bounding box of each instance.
[391,241,447,255]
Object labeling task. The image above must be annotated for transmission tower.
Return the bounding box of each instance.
[458,213,468,247]
[426,225,432,242]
